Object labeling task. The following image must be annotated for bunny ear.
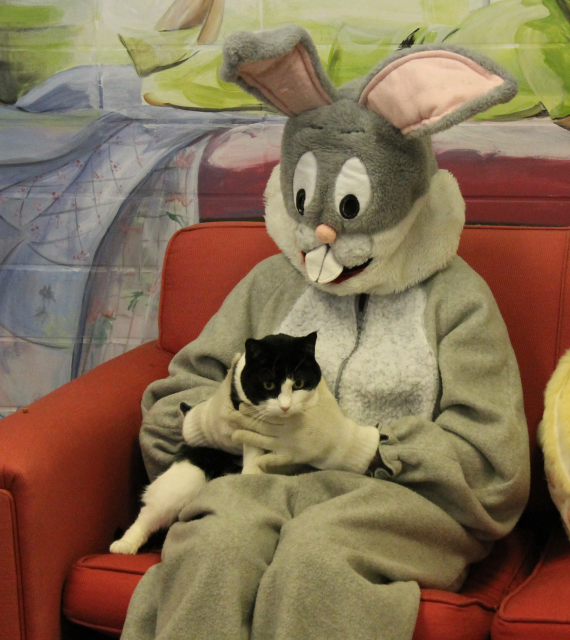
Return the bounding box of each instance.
[220,26,337,116]
[358,46,517,137]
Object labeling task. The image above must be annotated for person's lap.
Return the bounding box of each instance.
[122,471,485,640]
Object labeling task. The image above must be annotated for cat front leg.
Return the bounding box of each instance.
[241,444,266,475]
[110,460,206,554]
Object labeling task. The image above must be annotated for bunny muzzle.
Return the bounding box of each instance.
[303,244,373,285]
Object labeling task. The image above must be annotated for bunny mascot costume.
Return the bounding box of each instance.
[122,27,530,640]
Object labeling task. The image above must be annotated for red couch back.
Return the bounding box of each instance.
[158,221,570,514]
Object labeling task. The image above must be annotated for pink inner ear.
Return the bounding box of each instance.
[359,51,504,134]
[239,44,333,116]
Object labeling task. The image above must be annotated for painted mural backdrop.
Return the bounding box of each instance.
[2,0,570,417]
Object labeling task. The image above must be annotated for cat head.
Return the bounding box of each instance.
[234,332,321,419]
[221,27,517,295]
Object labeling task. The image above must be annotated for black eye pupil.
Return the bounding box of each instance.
[340,194,360,219]
[296,189,306,215]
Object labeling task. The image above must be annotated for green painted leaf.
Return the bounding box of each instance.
[119,28,200,77]
[166,211,186,227]
[516,0,570,121]
[142,48,261,109]
[127,291,145,312]
[327,24,427,87]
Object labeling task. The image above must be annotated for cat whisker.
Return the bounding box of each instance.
[245,410,271,429]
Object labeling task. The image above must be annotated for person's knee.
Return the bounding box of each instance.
[164,511,278,571]
[270,518,326,575]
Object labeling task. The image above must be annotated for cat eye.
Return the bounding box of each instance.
[334,157,370,220]
[263,381,276,391]
[293,379,305,389]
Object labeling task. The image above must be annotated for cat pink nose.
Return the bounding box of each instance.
[315,224,337,244]
[281,406,289,412]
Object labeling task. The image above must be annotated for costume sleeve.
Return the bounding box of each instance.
[139,255,303,481]
[374,259,530,540]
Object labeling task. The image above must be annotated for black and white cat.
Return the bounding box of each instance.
[110,332,320,554]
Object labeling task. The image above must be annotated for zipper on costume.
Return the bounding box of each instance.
[334,293,370,401]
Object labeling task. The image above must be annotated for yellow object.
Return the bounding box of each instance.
[539,348,570,536]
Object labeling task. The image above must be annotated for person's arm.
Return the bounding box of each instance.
[374,260,530,539]
[139,254,305,481]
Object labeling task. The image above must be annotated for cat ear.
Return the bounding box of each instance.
[220,26,337,116]
[301,331,318,354]
[179,401,192,416]
[358,45,517,138]
[245,338,264,361]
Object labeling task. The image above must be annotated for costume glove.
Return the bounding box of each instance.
[182,354,243,454]
[231,377,380,473]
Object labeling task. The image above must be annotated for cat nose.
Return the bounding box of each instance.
[281,406,289,412]
[315,224,336,245]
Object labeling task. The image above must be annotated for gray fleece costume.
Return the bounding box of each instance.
[122,27,530,640]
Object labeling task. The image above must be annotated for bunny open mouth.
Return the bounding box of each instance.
[303,245,372,284]
[333,259,373,284]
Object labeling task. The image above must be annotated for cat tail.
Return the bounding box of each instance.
[109,460,206,554]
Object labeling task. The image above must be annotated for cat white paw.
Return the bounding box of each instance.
[110,539,140,555]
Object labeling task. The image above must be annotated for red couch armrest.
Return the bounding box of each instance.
[0,341,172,640]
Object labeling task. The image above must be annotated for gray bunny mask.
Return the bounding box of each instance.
[221,26,517,296]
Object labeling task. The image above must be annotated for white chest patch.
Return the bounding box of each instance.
[277,286,438,426]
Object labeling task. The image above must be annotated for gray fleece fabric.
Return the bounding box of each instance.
[122,471,486,640]
[140,253,529,539]
[125,251,530,640]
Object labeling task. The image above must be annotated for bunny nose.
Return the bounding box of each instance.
[315,224,337,244]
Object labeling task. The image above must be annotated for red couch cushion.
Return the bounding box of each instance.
[413,528,537,640]
[64,530,535,639]
[457,226,570,513]
[63,553,162,637]
[491,526,570,639]
[158,222,279,356]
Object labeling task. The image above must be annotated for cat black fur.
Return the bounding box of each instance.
[174,444,242,480]
[179,332,320,479]
[239,332,321,406]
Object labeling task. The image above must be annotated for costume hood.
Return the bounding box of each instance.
[221,26,517,295]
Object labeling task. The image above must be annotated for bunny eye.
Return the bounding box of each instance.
[293,152,317,216]
[334,158,371,220]
[339,194,360,219]
[296,190,306,215]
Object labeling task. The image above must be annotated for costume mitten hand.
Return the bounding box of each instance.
[232,378,380,473]
[182,354,242,453]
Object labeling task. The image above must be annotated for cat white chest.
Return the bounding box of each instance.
[277,286,438,426]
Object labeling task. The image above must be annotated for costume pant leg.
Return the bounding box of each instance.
[251,471,487,640]
[120,562,160,640]
[121,474,298,640]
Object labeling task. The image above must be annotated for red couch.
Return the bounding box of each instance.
[2,221,570,640]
